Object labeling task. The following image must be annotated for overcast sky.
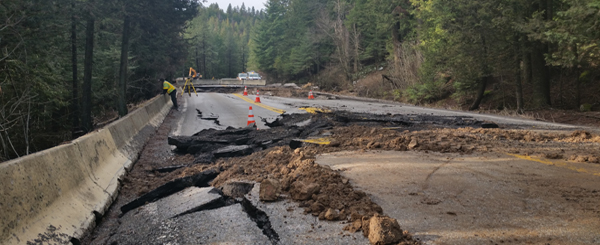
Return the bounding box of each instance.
[204,0,266,11]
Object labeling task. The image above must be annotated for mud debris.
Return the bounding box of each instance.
[367,214,407,245]
[259,179,281,202]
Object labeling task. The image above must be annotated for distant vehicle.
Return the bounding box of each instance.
[237,73,248,80]
[247,71,262,80]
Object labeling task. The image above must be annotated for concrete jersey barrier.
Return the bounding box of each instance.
[0,94,172,244]
[243,80,266,86]
[191,79,266,86]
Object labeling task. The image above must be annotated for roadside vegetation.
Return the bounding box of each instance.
[184,4,263,79]
[248,0,600,114]
[0,0,200,161]
[3,0,600,161]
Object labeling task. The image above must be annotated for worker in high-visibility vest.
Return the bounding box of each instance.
[160,78,178,111]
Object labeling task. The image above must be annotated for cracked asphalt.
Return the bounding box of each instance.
[82,88,600,245]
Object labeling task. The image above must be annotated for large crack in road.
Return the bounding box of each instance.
[82,91,600,245]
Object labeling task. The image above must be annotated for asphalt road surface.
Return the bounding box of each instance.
[166,90,599,245]
[174,90,581,136]
[317,151,600,244]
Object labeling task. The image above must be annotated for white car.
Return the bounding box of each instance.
[237,73,248,80]
[247,71,262,80]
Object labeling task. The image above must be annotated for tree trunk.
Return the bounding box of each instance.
[576,72,581,108]
[523,51,532,90]
[392,19,401,68]
[530,0,551,108]
[117,15,130,117]
[334,0,351,81]
[71,0,80,138]
[241,46,246,72]
[515,61,524,113]
[82,10,95,133]
[469,76,489,111]
[195,46,199,72]
[515,36,524,113]
[352,23,359,73]
[515,64,524,113]
[228,48,232,78]
[202,34,207,77]
[531,43,551,108]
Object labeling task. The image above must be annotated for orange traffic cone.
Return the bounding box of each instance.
[243,86,248,96]
[247,106,256,126]
[255,89,261,103]
[308,90,315,99]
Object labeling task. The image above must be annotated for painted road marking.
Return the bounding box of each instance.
[299,107,332,114]
[507,153,600,177]
[232,93,286,114]
[301,138,331,145]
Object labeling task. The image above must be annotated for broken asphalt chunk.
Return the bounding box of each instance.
[289,139,303,149]
[149,187,225,220]
[154,165,188,173]
[220,180,255,199]
[163,204,272,244]
[213,145,255,158]
[120,169,220,215]
[481,122,499,128]
[193,153,216,164]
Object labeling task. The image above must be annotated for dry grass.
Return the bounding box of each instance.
[388,42,423,91]
[353,43,423,102]
[313,65,351,92]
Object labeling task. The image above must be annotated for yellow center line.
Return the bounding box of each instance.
[299,107,332,114]
[507,153,600,177]
[232,93,286,114]
[300,138,331,145]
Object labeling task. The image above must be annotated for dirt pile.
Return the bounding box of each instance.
[211,147,384,219]
[206,146,416,244]
[327,126,600,164]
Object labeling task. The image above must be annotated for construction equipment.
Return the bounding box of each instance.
[182,67,199,97]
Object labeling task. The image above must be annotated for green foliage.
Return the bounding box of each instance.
[542,0,600,68]
[248,0,418,83]
[0,0,200,160]
[185,4,262,78]
[404,79,449,104]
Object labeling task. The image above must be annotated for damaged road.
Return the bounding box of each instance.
[168,111,490,162]
[83,91,600,245]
